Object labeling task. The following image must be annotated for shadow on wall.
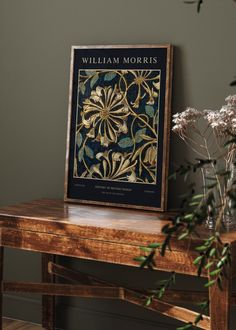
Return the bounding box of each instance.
[168,46,194,210]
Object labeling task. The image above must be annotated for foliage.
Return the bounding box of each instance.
[184,0,236,13]
[183,0,236,86]
[184,0,203,13]
[135,157,233,328]
[135,98,236,328]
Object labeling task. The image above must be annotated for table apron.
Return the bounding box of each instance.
[1,227,206,277]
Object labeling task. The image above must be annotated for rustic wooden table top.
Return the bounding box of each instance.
[0,198,236,277]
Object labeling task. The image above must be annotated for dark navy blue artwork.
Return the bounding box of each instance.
[74,69,160,184]
[66,46,173,211]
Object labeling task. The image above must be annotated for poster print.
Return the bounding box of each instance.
[65,45,173,211]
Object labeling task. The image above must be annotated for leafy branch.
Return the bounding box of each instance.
[134,146,235,329]
[183,0,236,87]
[183,0,236,13]
[184,0,203,13]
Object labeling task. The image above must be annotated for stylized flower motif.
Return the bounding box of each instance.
[172,107,202,136]
[90,151,137,181]
[144,145,157,166]
[129,70,160,108]
[81,86,129,146]
[127,170,137,183]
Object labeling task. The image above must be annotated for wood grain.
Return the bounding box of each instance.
[48,262,106,286]
[3,281,211,329]
[3,318,43,329]
[0,199,234,248]
[42,254,55,330]
[0,247,3,330]
[1,227,205,277]
[124,289,210,330]
[48,262,236,305]
[209,266,231,330]
[3,282,123,298]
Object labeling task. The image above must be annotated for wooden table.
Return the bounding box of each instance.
[0,199,235,330]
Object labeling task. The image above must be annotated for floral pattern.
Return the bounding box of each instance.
[74,69,161,184]
[82,86,129,146]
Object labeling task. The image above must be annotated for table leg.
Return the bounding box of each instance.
[42,254,56,330]
[209,272,231,330]
[0,247,4,330]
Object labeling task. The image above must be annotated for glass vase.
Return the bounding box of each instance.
[223,162,236,230]
[201,167,216,230]
[202,162,236,231]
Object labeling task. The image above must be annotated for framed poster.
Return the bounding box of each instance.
[65,45,173,211]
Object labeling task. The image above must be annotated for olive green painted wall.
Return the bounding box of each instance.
[0,0,235,329]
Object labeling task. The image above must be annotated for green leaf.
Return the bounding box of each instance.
[189,202,200,206]
[141,134,154,141]
[145,105,155,118]
[76,132,83,148]
[147,243,161,249]
[133,256,146,262]
[78,148,84,162]
[204,280,215,288]
[183,214,194,220]
[146,296,153,306]
[193,255,203,265]
[177,323,193,330]
[209,248,216,257]
[85,145,94,159]
[178,232,189,240]
[222,246,229,256]
[195,245,208,252]
[197,300,209,311]
[210,269,221,276]
[158,286,165,299]
[197,255,206,277]
[118,137,134,148]
[90,74,99,88]
[140,246,152,252]
[104,72,117,81]
[192,194,204,200]
[217,256,227,268]
[135,128,147,143]
[79,82,86,95]
[85,70,94,76]
[205,261,214,270]
[194,313,203,324]
[207,236,215,242]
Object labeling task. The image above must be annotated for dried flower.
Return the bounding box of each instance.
[204,95,236,135]
[225,95,236,106]
[172,107,202,136]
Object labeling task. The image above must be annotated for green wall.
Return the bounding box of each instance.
[0,0,235,329]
